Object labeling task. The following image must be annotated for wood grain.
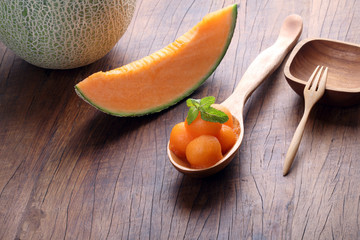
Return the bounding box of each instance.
[0,0,359,239]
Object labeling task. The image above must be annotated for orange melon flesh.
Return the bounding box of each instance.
[75,4,237,116]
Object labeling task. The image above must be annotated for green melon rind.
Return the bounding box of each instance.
[75,4,238,117]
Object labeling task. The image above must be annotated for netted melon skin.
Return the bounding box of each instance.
[0,0,136,69]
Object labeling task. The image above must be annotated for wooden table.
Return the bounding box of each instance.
[1,0,360,239]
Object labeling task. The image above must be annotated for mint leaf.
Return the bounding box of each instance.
[199,96,215,109]
[186,98,198,107]
[186,106,199,124]
[200,107,229,123]
[185,96,229,124]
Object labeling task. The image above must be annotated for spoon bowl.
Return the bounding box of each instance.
[168,14,303,177]
[284,38,360,106]
[168,115,243,178]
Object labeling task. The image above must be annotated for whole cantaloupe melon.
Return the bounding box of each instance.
[0,0,136,69]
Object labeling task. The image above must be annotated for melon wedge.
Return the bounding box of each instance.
[75,4,238,116]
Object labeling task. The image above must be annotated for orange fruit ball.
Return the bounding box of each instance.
[185,135,223,169]
[169,122,194,158]
[185,113,222,138]
[217,125,237,154]
[211,103,233,128]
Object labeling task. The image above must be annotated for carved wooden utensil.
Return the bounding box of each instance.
[284,38,360,107]
[168,14,303,177]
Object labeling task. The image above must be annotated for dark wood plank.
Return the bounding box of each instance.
[0,0,359,239]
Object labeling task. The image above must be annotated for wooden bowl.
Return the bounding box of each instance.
[284,38,360,106]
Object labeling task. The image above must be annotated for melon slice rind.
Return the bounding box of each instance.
[75,4,238,116]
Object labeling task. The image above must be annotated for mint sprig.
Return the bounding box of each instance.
[186,96,229,124]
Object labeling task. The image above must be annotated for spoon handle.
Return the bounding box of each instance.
[223,14,303,115]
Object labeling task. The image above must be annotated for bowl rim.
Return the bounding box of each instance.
[284,37,360,93]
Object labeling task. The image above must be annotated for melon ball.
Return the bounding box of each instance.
[185,113,222,138]
[169,122,194,158]
[185,135,223,169]
[217,125,237,154]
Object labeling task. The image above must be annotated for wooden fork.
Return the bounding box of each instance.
[283,65,328,176]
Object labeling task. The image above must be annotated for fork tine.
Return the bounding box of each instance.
[309,66,324,91]
[317,67,328,94]
[305,65,320,90]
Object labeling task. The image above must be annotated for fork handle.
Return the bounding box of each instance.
[282,106,312,176]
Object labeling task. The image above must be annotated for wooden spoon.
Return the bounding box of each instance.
[168,14,303,177]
